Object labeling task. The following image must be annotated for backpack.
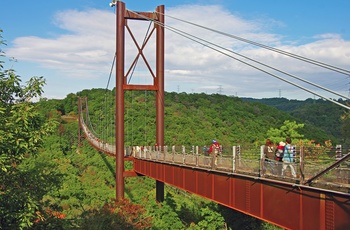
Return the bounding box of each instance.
[275,147,284,158]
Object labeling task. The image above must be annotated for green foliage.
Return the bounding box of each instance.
[63,93,78,115]
[147,199,185,229]
[0,68,58,169]
[340,108,350,145]
[244,97,346,144]
[0,31,59,229]
[78,199,152,230]
[266,120,305,144]
[196,207,226,229]
[77,90,335,148]
[60,88,345,159]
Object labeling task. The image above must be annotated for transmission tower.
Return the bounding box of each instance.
[218,85,223,94]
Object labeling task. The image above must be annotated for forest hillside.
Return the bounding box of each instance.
[50,89,346,147]
[2,85,349,229]
[242,97,348,144]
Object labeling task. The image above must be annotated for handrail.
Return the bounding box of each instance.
[78,110,350,193]
[304,152,350,185]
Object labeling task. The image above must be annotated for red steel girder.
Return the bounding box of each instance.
[133,158,350,230]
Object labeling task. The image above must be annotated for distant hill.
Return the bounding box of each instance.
[242,97,348,143]
[39,91,343,146]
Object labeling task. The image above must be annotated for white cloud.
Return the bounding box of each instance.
[8,9,116,80]
[5,5,350,100]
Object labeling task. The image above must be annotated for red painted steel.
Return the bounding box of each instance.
[133,158,350,229]
[77,97,84,148]
[123,85,157,90]
[116,1,125,200]
[123,170,138,177]
[156,4,165,149]
[155,4,165,202]
[115,1,165,201]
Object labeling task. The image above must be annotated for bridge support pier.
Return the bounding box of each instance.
[156,181,165,202]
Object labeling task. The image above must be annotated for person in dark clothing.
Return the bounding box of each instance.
[263,139,275,175]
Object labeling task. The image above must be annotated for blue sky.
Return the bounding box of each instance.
[1,0,350,100]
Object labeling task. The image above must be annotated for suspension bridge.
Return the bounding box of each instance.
[77,1,350,229]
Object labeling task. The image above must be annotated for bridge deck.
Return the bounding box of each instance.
[80,117,350,229]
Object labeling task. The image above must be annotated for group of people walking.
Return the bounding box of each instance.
[203,138,297,177]
[263,138,297,178]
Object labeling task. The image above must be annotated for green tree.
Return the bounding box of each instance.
[0,30,59,229]
[341,108,350,145]
[195,206,226,229]
[78,199,152,230]
[266,120,305,144]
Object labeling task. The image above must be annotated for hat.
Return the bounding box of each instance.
[212,140,217,143]
[279,142,285,146]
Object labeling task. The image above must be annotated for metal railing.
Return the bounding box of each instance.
[130,145,350,193]
[80,118,350,193]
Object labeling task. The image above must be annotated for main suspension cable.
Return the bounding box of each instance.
[151,13,350,100]
[128,9,350,110]
[158,11,350,76]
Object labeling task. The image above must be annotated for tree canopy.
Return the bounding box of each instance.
[0,30,59,229]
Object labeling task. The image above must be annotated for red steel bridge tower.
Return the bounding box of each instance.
[115,1,165,201]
